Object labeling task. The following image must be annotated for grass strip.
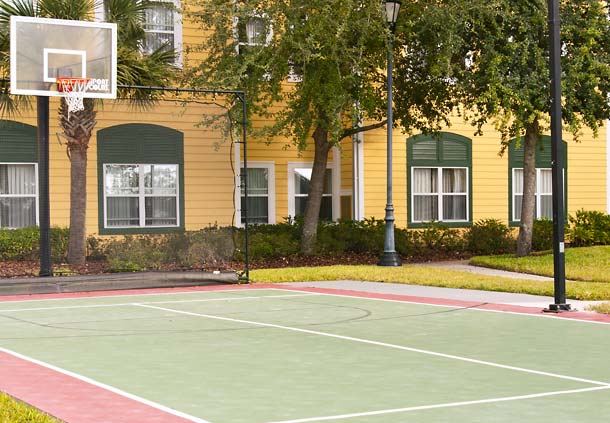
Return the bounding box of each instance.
[250,265,610,301]
[0,392,61,423]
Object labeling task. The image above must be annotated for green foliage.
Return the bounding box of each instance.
[0,226,69,261]
[532,218,554,251]
[465,219,515,255]
[567,209,610,247]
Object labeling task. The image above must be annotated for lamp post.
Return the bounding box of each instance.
[379,0,402,267]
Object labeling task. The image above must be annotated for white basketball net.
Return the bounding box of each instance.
[58,78,90,118]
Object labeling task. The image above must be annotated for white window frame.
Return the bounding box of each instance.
[512,167,559,221]
[411,166,469,223]
[95,0,182,66]
[237,161,275,226]
[0,162,39,228]
[233,14,273,54]
[103,163,180,229]
[288,162,339,221]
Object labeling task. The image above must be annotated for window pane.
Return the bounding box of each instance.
[145,197,177,226]
[540,195,552,219]
[413,168,437,194]
[443,195,467,220]
[0,198,36,228]
[413,195,438,221]
[107,197,139,227]
[513,169,523,194]
[442,168,466,193]
[294,168,312,195]
[239,17,268,45]
[143,2,174,54]
[241,196,268,224]
[514,194,522,221]
[105,165,139,195]
[240,168,268,196]
[0,164,36,195]
[539,169,552,194]
[144,165,177,196]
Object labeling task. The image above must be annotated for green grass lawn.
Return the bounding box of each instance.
[0,393,61,423]
[250,246,610,302]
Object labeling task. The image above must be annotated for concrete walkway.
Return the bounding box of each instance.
[284,260,604,312]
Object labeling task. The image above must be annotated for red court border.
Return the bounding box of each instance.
[1,283,609,423]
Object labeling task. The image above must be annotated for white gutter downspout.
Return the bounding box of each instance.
[353,130,365,220]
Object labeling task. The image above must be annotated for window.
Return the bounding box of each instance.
[143,1,180,56]
[104,164,179,228]
[97,123,184,234]
[235,15,272,54]
[512,168,553,221]
[407,133,472,227]
[508,136,567,224]
[240,163,275,225]
[0,164,37,228]
[412,167,468,222]
[289,165,333,221]
[97,1,182,64]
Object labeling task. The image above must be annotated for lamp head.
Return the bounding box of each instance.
[384,0,401,27]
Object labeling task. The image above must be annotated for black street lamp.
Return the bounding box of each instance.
[379,0,402,267]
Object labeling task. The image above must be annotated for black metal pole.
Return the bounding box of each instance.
[241,93,250,283]
[546,0,569,311]
[37,96,52,277]
[379,33,401,267]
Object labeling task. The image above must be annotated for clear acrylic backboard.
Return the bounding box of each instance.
[10,16,117,99]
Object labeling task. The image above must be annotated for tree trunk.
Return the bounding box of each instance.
[515,121,539,257]
[60,98,97,265]
[68,146,88,264]
[300,124,333,255]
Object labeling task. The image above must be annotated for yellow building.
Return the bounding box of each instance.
[1,2,608,235]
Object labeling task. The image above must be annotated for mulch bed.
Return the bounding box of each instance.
[0,251,470,280]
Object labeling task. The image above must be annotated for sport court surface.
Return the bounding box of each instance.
[1,284,610,423]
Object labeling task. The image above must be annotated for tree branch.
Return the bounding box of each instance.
[340,120,388,140]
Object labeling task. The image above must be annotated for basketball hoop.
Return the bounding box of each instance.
[56,77,91,117]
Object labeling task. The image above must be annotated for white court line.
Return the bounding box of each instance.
[263,385,610,423]
[0,346,211,423]
[134,303,610,387]
[0,293,320,313]
[268,287,610,326]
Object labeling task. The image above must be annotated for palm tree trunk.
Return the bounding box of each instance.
[300,124,333,255]
[516,121,539,257]
[60,98,97,265]
[68,146,87,264]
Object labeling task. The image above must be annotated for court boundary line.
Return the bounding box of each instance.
[0,292,320,313]
[2,283,609,324]
[0,346,211,423]
[134,303,610,387]
[263,385,610,423]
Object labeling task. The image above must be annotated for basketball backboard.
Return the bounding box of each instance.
[10,16,117,99]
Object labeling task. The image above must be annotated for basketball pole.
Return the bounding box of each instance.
[37,96,53,277]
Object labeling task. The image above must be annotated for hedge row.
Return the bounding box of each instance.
[0,209,607,269]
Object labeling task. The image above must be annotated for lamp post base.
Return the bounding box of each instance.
[543,303,572,313]
[378,251,402,267]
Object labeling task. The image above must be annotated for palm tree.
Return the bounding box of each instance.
[0,0,177,264]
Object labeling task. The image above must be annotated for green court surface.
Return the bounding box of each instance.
[1,287,610,422]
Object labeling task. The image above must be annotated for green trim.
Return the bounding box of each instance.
[0,120,37,162]
[97,124,185,235]
[407,132,473,228]
[507,136,568,226]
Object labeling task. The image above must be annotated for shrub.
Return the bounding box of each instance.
[567,209,610,246]
[0,226,70,261]
[465,219,515,255]
[532,218,554,251]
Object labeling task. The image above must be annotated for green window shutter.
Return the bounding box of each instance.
[0,121,37,162]
[411,139,437,161]
[97,124,185,235]
[442,139,469,162]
